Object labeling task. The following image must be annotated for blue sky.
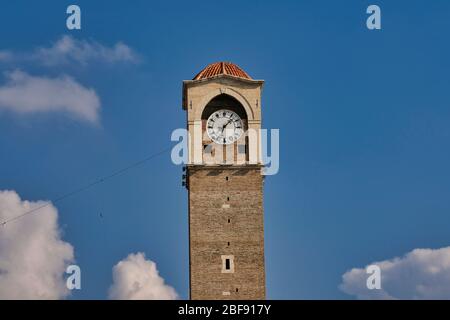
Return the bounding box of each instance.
[0,0,450,299]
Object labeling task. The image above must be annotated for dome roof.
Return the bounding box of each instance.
[193,62,252,80]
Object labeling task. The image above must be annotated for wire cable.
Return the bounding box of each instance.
[0,145,173,227]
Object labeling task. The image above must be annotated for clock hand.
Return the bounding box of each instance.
[221,119,233,132]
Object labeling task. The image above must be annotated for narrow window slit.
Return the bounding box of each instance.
[225,259,231,270]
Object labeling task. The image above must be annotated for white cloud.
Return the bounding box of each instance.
[33,35,140,66]
[0,35,140,66]
[340,246,450,299]
[0,70,100,123]
[109,252,178,300]
[0,190,74,299]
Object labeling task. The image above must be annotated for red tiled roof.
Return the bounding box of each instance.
[193,62,251,80]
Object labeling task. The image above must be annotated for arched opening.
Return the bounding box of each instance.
[201,94,249,164]
[201,94,248,120]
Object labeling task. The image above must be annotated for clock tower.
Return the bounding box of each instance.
[182,62,265,300]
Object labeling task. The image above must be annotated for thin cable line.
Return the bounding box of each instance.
[0,145,172,227]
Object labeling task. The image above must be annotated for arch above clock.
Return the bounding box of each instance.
[182,62,264,165]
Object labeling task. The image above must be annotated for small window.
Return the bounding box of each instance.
[227,242,230,246]
[203,144,212,154]
[238,144,246,154]
[227,196,230,201]
[225,176,229,181]
[221,255,234,273]
[228,219,230,223]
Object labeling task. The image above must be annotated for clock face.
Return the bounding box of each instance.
[206,109,243,145]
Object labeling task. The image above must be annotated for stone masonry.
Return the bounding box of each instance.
[188,165,265,300]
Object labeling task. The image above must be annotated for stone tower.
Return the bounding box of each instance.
[182,62,265,300]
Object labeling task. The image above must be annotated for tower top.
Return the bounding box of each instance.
[193,62,252,81]
[182,62,263,111]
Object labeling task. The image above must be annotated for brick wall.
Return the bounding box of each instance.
[188,165,265,300]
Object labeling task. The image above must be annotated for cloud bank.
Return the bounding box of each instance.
[0,190,74,299]
[0,70,100,123]
[0,35,140,66]
[109,252,178,300]
[340,246,450,299]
